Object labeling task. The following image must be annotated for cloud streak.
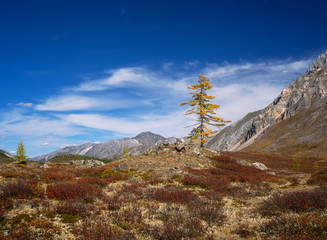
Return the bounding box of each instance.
[74,67,150,92]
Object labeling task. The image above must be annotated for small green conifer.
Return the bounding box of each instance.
[14,139,28,163]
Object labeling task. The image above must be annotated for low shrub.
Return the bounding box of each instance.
[29,199,51,212]
[4,226,34,240]
[260,213,327,239]
[109,205,143,230]
[188,200,225,225]
[0,180,44,200]
[149,186,197,204]
[258,188,327,216]
[211,155,235,163]
[0,205,4,221]
[181,175,208,189]
[75,177,108,187]
[102,194,121,211]
[74,217,135,240]
[307,169,327,186]
[181,155,274,195]
[56,199,92,217]
[146,177,164,185]
[0,171,32,179]
[233,224,255,239]
[4,214,61,239]
[46,183,102,201]
[148,214,204,239]
[40,172,74,183]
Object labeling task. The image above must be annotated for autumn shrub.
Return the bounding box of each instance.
[258,188,327,216]
[211,155,273,183]
[287,176,300,186]
[46,182,102,201]
[0,171,32,179]
[146,176,165,185]
[4,226,34,240]
[233,224,256,239]
[4,214,61,239]
[0,205,4,221]
[148,214,204,239]
[248,181,272,196]
[29,199,51,212]
[40,172,74,183]
[181,175,208,188]
[109,205,143,230]
[0,180,44,199]
[211,155,235,163]
[102,194,121,211]
[188,200,225,225]
[148,186,197,204]
[56,199,92,217]
[307,169,327,186]
[75,177,108,187]
[182,155,273,196]
[74,217,135,240]
[260,213,327,239]
[183,168,231,193]
[119,182,145,195]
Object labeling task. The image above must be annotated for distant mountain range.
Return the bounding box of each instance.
[31,131,166,161]
[206,50,327,154]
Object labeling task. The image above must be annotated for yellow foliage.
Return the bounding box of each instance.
[180,74,231,147]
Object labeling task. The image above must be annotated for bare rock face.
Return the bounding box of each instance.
[206,50,327,151]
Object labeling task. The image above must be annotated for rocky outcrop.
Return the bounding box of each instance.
[69,159,105,167]
[32,131,166,161]
[206,50,327,151]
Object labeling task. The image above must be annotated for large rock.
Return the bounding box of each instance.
[252,162,268,170]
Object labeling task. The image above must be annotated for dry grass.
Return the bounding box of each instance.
[0,149,326,239]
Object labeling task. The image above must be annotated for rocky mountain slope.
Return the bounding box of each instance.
[206,50,327,151]
[0,149,13,159]
[244,95,327,157]
[32,131,165,161]
[0,149,14,164]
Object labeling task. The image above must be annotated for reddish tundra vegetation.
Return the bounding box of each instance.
[0,149,327,239]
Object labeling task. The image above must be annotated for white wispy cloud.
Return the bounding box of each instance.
[74,67,149,92]
[59,111,194,138]
[36,95,101,111]
[16,102,33,107]
[35,94,134,112]
[0,112,81,137]
[204,59,313,84]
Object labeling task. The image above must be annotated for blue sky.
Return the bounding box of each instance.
[1,0,327,157]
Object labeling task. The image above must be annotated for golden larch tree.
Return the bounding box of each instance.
[14,139,28,163]
[180,74,231,147]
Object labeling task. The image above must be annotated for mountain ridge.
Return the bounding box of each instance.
[206,50,327,151]
[31,131,166,161]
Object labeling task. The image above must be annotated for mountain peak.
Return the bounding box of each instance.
[133,131,166,146]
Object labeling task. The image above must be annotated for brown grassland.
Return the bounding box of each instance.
[0,149,327,239]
